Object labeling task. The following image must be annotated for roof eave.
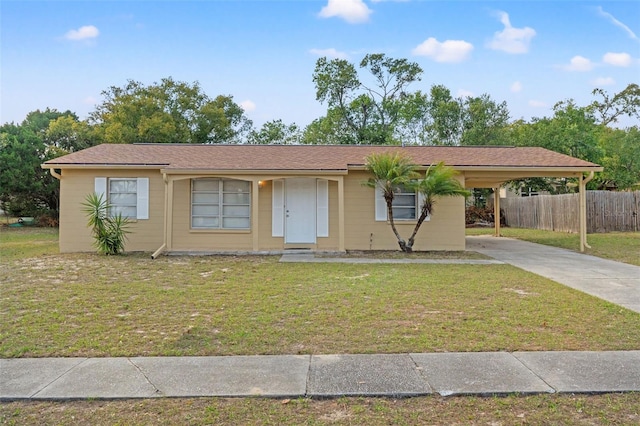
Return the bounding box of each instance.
[42,163,168,170]
[161,168,349,176]
[348,165,603,172]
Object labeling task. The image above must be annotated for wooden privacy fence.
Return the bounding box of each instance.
[501,191,640,233]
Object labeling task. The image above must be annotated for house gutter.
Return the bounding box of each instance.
[48,169,62,180]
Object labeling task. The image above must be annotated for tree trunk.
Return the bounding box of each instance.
[386,199,410,252]
[387,198,412,253]
[406,205,430,250]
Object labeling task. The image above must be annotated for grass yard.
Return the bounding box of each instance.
[2,227,640,424]
[1,228,640,358]
[0,227,58,261]
[2,394,639,426]
[467,227,640,266]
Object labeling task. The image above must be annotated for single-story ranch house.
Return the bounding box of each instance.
[42,144,602,256]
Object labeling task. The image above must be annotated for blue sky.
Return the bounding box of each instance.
[2,0,639,129]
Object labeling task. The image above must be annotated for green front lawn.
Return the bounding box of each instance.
[2,227,639,424]
[0,227,58,261]
[1,228,639,358]
[2,394,639,426]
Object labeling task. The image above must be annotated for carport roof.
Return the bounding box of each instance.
[43,143,602,173]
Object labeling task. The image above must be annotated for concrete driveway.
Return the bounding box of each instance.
[467,235,640,313]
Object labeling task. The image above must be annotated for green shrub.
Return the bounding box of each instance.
[81,193,131,255]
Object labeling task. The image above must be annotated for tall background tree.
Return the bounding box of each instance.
[248,119,301,144]
[590,83,640,126]
[311,54,423,144]
[89,77,253,144]
[0,109,85,217]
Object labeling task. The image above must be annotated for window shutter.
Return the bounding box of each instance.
[272,179,284,237]
[316,179,329,237]
[375,186,387,221]
[137,178,149,220]
[94,177,107,201]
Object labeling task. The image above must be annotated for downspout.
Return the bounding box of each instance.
[579,171,595,252]
[151,172,169,259]
[493,186,501,237]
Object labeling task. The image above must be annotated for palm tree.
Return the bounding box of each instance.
[406,162,471,251]
[364,153,470,253]
[364,152,419,252]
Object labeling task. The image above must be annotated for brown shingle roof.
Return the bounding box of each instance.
[43,143,601,171]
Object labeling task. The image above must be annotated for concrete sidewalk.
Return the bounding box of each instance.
[466,235,640,313]
[2,351,640,400]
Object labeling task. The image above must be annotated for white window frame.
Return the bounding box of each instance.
[94,177,149,220]
[191,178,251,230]
[375,186,427,222]
[109,178,137,218]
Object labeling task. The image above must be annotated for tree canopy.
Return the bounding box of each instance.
[89,77,253,144]
[312,54,423,144]
[0,109,78,216]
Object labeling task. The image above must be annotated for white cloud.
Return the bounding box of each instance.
[596,6,639,42]
[510,81,522,93]
[64,25,99,41]
[561,55,594,72]
[487,11,536,54]
[83,96,97,105]
[309,48,349,60]
[319,0,372,24]
[529,100,547,108]
[591,77,615,86]
[412,37,473,63]
[602,52,632,67]
[240,100,256,112]
[457,89,474,98]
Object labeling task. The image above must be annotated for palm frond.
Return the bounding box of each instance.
[413,162,471,215]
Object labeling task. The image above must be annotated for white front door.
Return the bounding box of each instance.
[285,178,316,243]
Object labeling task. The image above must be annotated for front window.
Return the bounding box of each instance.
[109,178,137,218]
[392,186,417,220]
[191,178,250,229]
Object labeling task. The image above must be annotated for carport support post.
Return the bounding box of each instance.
[579,171,594,252]
[252,179,260,251]
[493,186,501,237]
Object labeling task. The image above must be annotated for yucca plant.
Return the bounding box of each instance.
[81,193,131,255]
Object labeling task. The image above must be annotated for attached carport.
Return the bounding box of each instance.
[462,166,602,252]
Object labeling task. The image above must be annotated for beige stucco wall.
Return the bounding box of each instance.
[343,170,466,251]
[57,169,466,253]
[58,168,165,253]
[170,176,340,252]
